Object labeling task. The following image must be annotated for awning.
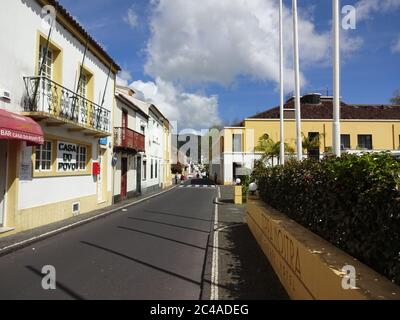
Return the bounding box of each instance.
[0,109,44,145]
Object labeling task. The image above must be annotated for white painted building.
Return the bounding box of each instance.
[113,86,147,202]
[145,105,166,192]
[0,0,119,236]
[114,92,171,194]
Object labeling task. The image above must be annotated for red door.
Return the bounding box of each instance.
[121,157,128,199]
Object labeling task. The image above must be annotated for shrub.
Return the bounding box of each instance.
[256,153,400,285]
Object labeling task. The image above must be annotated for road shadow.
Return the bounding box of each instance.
[217,223,289,300]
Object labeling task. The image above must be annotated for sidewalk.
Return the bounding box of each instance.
[0,185,178,257]
[202,185,289,300]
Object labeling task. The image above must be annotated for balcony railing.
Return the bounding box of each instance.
[114,127,145,152]
[23,76,111,133]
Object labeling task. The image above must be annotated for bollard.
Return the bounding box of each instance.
[234,185,243,204]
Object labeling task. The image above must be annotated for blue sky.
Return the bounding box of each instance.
[58,0,400,128]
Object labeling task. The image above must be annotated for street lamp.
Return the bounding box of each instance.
[292,0,302,161]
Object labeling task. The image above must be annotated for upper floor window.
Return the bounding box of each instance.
[358,135,373,150]
[39,45,54,80]
[232,134,242,153]
[35,141,52,171]
[78,72,88,98]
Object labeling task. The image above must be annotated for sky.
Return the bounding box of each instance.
[58,0,400,130]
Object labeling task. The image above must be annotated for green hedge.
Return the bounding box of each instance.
[255,153,400,285]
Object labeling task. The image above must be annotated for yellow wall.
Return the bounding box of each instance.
[224,120,400,153]
[163,123,172,188]
[0,192,112,238]
[247,196,400,300]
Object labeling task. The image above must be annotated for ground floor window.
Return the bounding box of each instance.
[340,134,351,150]
[155,160,158,179]
[143,160,147,180]
[358,134,373,150]
[77,146,87,170]
[151,159,154,179]
[35,141,52,171]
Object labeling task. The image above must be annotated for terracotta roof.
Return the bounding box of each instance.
[37,0,121,72]
[246,98,400,122]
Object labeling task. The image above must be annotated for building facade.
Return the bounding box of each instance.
[113,86,146,202]
[211,94,400,185]
[162,120,172,188]
[0,0,119,236]
[112,89,172,196]
[145,105,167,192]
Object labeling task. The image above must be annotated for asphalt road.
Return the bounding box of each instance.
[0,179,217,300]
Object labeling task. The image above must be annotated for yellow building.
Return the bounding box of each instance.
[0,0,120,237]
[210,94,400,185]
[162,120,173,188]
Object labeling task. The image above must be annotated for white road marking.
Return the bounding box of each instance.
[211,186,220,300]
[178,185,216,189]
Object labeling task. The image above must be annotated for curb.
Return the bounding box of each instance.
[0,185,179,257]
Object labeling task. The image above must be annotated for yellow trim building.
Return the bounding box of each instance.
[210,94,400,185]
[0,0,120,237]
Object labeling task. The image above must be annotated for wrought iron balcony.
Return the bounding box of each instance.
[23,76,111,135]
[114,127,145,152]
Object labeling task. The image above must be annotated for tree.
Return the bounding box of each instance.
[255,134,294,166]
[171,162,184,174]
[302,132,324,160]
[390,89,400,105]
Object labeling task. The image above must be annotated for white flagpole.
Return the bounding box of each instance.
[292,0,302,161]
[333,0,341,156]
[279,0,285,165]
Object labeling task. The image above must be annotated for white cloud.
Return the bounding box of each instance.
[123,6,139,28]
[130,78,220,129]
[392,36,400,53]
[116,69,133,86]
[144,0,335,92]
[355,0,400,21]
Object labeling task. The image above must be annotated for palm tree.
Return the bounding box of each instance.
[255,134,294,166]
[302,132,324,160]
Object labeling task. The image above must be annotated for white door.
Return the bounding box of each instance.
[0,141,7,227]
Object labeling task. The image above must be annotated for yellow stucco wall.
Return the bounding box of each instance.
[247,196,400,300]
[223,120,400,153]
[163,123,172,188]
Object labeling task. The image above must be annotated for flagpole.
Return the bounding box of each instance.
[279,0,285,165]
[333,0,341,156]
[292,0,302,161]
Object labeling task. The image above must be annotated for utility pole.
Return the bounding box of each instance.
[279,0,285,165]
[333,0,341,157]
[292,0,302,161]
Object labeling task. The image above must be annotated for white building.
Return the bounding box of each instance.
[0,0,119,236]
[113,86,147,202]
[113,90,171,194]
